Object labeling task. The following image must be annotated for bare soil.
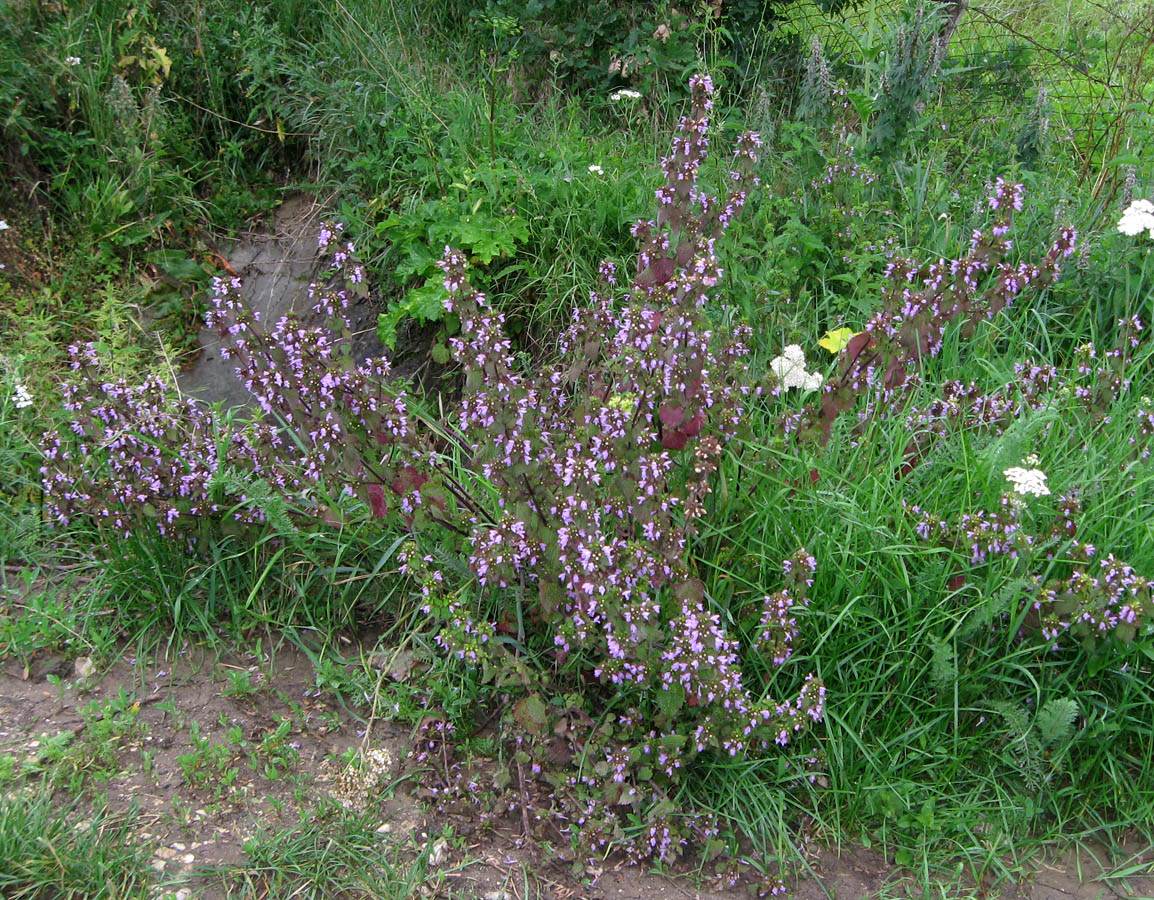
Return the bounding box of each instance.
[2,637,1151,900]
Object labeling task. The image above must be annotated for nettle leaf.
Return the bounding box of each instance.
[406,281,450,322]
[539,581,565,616]
[659,404,685,428]
[366,483,388,518]
[377,307,403,350]
[674,578,705,605]
[453,213,528,264]
[396,243,438,281]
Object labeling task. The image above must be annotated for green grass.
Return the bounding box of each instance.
[2,0,1153,896]
[207,805,434,900]
[0,790,151,900]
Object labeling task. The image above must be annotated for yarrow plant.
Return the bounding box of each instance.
[900,317,1153,655]
[12,382,32,410]
[1004,461,1050,498]
[1118,199,1154,239]
[770,344,824,392]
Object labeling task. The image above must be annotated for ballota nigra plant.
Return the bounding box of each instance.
[40,73,1147,887]
[42,75,823,884]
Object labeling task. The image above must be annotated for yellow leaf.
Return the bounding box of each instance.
[153,45,172,79]
[818,327,858,354]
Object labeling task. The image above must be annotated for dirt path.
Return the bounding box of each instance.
[2,635,1150,900]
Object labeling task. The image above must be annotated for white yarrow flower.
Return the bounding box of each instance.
[587,164,604,175]
[771,344,824,391]
[1004,466,1050,497]
[1118,199,1154,239]
[65,56,81,66]
[13,382,33,409]
[610,89,642,101]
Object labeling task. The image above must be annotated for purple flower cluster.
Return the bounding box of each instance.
[415,76,822,872]
[43,238,442,538]
[44,76,822,882]
[795,184,1078,443]
[42,345,270,536]
[1032,546,1150,649]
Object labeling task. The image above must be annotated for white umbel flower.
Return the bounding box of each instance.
[1004,466,1050,497]
[1118,199,1154,239]
[12,383,33,409]
[770,344,823,391]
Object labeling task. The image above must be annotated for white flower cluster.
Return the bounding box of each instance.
[1118,199,1154,239]
[770,344,823,391]
[1004,465,1050,497]
[588,164,604,175]
[65,56,81,66]
[12,382,33,409]
[610,89,642,101]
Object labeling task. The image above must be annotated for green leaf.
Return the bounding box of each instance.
[395,244,438,281]
[513,693,549,736]
[655,684,685,719]
[1035,698,1078,749]
[145,249,208,283]
[377,308,403,350]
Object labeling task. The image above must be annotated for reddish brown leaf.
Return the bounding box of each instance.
[659,404,685,428]
[367,483,388,518]
[844,331,874,369]
[680,411,704,438]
